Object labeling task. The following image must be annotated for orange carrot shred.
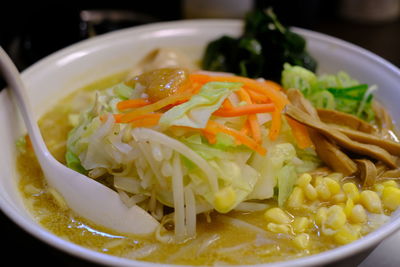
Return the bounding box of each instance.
[236,88,262,143]
[286,117,313,149]
[213,103,275,117]
[131,113,162,128]
[119,92,193,123]
[204,120,266,155]
[117,98,150,111]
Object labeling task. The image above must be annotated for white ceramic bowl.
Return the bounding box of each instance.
[1,20,400,267]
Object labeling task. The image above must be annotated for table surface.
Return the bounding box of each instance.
[1,18,400,266]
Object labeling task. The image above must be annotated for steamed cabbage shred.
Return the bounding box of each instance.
[65,78,320,240]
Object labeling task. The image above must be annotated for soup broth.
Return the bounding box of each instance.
[17,73,399,265]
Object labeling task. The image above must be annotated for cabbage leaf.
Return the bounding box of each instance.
[159,82,241,129]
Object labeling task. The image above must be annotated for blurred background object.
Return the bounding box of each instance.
[340,0,400,24]
[0,0,399,265]
[0,1,399,73]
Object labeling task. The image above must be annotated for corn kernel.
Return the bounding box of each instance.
[297,173,312,188]
[293,233,310,249]
[325,205,347,230]
[343,199,354,217]
[349,204,367,223]
[327,172,343,182]
[333,191,347,203]
[304,184,318,201]
[360,190,382,213]
[214,186,236,213]
[316,182,331,201]
[324,178,341,195]
[315,207,328,226]
[374,184,385,197]
[314,176,324,187]
[267,222,291,234]
[287,187,304,209]
[264,207,292,224]
[382,180,398,188]
[382,186,400,211]
[334,225,358,245]
[343,183,360,203]
[292,217,309,233]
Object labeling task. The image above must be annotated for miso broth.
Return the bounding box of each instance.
[17,72,399,265]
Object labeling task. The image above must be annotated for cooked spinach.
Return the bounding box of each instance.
[202,8,317,82]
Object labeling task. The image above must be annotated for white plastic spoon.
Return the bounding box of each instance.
[0,47,159,235]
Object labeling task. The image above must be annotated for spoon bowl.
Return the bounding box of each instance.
[0,47,159,236]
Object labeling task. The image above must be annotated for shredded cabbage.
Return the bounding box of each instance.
[159,82,241,129]
[65,76,322,240]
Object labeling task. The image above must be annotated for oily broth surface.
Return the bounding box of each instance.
[18,73,338,265]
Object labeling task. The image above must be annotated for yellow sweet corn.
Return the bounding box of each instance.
[373,184,385,197]
[297,173,312,188]
[292,217,309,234]
[264,207,292,224]
[293,233,310,249]
[324,177,341,195]
[349,204,367,223]
[267,222,291,234]
[360,190,382,213]
[304,184,318,201]
[343,183,360,203]
[382,180,398,188]
[316,182,331,201]
[325,205,347,230]
[327,172,343,182]
[382,186,400,211]
[287,187,304,209]
[332,191,347,204]
[314,176,324,187]
[315,207,328,226]
[334,225,358,245]
[214,186,236,213]
[343,199,354,218]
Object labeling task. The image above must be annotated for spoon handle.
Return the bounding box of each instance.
[0,47,50,161]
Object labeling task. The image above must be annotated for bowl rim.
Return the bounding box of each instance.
[1,19,400,267]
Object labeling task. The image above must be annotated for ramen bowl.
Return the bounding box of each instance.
[0,20,400,266]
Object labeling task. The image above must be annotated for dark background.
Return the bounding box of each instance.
[0,1,399,266]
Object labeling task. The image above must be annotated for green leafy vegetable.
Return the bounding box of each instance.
[65,149,87,174]
[281,63,376,122]
[202,8,317,82]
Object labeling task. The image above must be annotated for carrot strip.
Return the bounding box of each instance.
[237,88,262,143]
[204,120,266,155]
[100,113,123,123]
[286,117,313,149]
[119,92,193,123]
[190,74,288,141]
[131,113,162,128]
[222,98,234,109]
[190,74,287,104]
[117,98,150,111]
[203,131,217,144]
[247,90,271,103]
[124,113,162,124]
[264,80,283,91]
[213,103,275,117]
